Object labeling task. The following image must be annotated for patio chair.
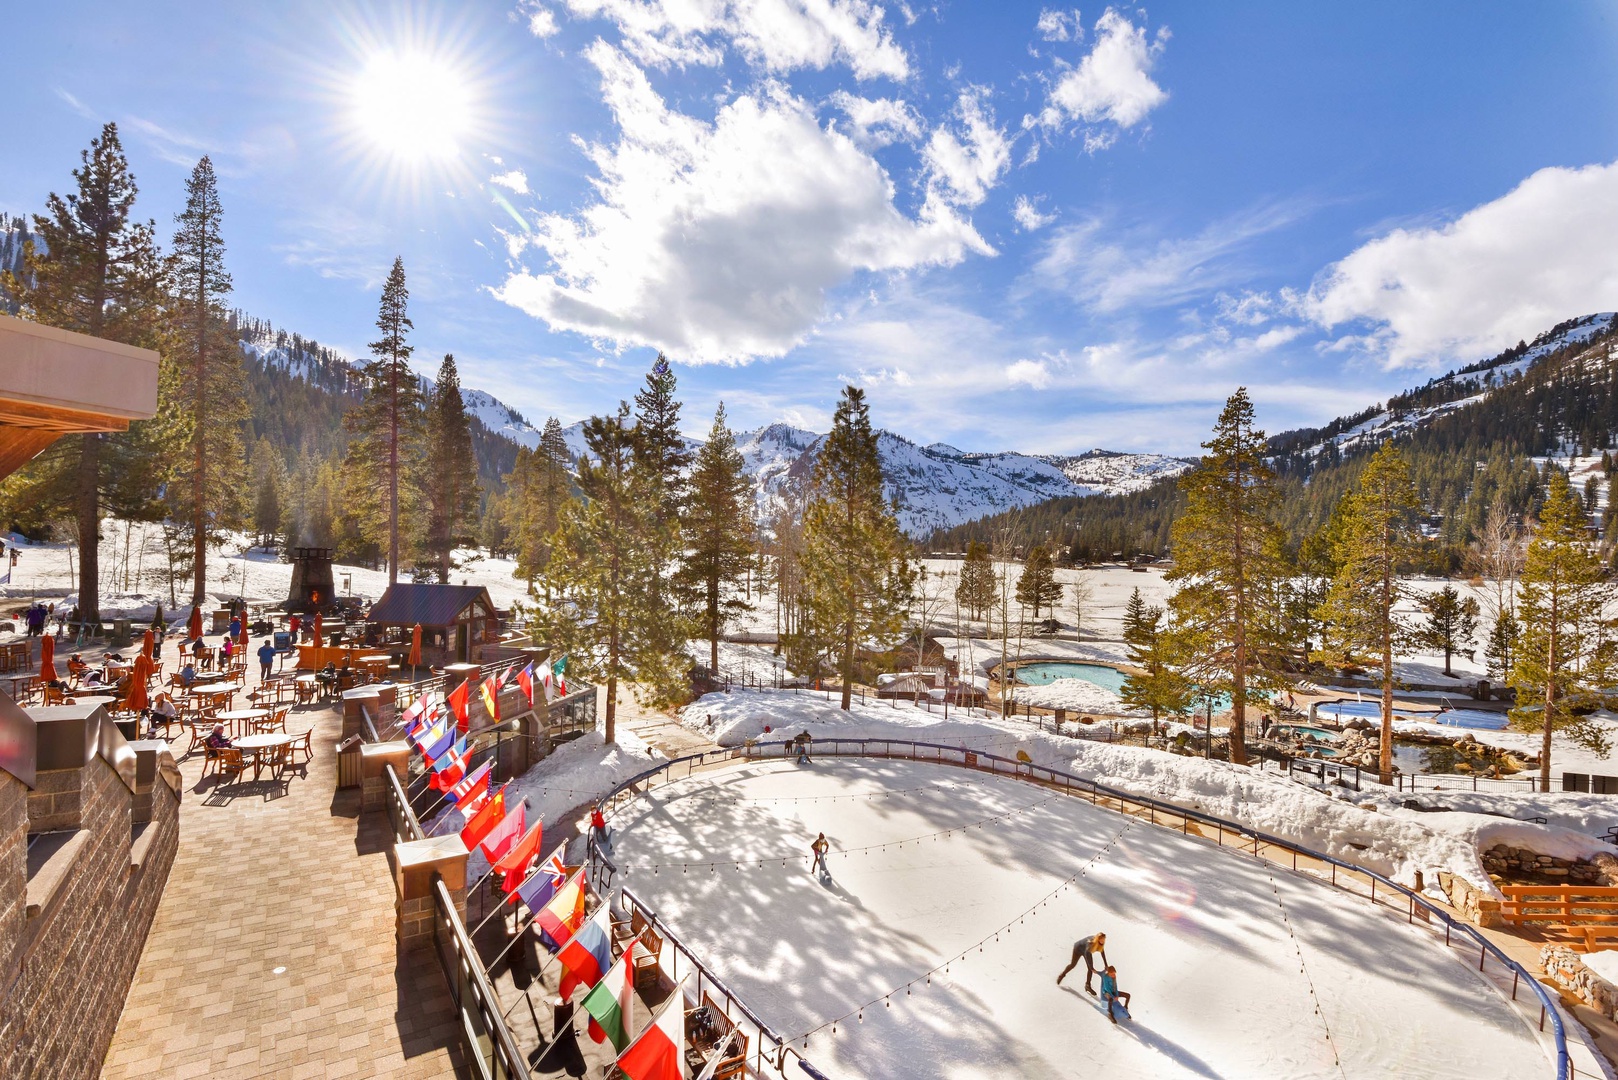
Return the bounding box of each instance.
[271,706,290,732]
[287,728,313,767]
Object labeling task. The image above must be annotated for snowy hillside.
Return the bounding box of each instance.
[1043,448,1194,494]
[462,387,542,449]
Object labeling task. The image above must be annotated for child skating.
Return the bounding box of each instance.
[1099,966,1131,1024]
[809,832,830,877]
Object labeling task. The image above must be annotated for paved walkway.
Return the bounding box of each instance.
[600,684,719,759]
[101,671,466,1079]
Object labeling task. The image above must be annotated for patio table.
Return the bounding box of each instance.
[233,733,293,780]
[216,707,270,738]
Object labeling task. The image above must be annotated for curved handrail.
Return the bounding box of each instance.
[594,736,1571,1080]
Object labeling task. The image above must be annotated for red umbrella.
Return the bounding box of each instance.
[141,628,154,661]
[123,654,150,713]
[313,613,324,649]
[408,623,422,668]
[38,634,56,682]
[188,605,203,641]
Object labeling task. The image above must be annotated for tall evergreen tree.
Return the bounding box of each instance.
[342,257,424,584]
[1418,586,1480,678]
[631,354,691,525]
[676,404,756,673]
[1315,444,1422,784]
[165,155,248,604]
[1015,544,1062,619]
[421,354,480,582]
[798,386,915,710]
[545,403,686,742]
[1164,389,1290,765]
[956,540,995,622]
[1510,471,1616,788]
[0,123,165,624]
[1119,587,1192,721]
[1485,611,1519,682]
[504,417,573,596]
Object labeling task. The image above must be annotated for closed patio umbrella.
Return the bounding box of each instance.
[39,634,56,682]
[409,623,422,679]
[188,605,203,641]
[313,612,324,649]
[123,654,150,713]
[141,628,154,661]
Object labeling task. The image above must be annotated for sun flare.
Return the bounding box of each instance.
[351,51,473,161]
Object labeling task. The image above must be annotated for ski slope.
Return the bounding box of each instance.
[610,758,1558,1079]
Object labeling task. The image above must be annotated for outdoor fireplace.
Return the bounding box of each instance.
[286,547,336,613]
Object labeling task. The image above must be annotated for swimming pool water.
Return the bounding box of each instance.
[1314,699,1510,731]
[1014,662,1129,693]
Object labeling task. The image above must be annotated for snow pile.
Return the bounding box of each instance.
[1386,811,1618,865]
[1364,788,1618,838]
[1583,951,1618,984]
[427,728,662,882]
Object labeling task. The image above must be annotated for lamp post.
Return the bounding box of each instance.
[1204,693,1213,760]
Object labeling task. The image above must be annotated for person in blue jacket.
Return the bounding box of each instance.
[1099,966,1130,1024]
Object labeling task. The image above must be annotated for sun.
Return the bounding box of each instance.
[350,50,473,161]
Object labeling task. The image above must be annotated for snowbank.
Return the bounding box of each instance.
[1013,676,1142,714]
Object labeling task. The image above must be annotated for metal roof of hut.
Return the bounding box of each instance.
[365,583,496,628]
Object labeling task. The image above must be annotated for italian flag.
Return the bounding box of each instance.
[616,977,685,1080]
[582,943,638,1052]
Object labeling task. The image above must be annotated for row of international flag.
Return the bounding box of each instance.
[400,661,688,1078]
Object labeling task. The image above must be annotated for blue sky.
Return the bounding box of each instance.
[9,2,1618,453]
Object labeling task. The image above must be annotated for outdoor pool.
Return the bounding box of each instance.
[1013,661,1129,693]
[1273,724,1340,742]
[1313,699,1510,731]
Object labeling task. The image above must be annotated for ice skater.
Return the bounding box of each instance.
[809,832,830,877]
[1056,932,1108,994]
[1099,965,1131,1024]
[795,729,814,764]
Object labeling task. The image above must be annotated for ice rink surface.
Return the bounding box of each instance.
[610,758,1555,1079]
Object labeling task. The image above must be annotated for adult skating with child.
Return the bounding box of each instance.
[1056,932,1108,994]
[809,831,830,876]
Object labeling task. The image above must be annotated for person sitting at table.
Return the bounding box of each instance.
[66,653,89,685]
[191,636,207,662]
[316,661,340,698]
[221,636,235,663]
[179,661,197,688]
[82,667,106,689]
[144,694,178,738]
[204,723,232,750]
[111,671,133,699]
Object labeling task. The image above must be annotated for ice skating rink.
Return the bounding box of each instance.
[609,758,1556,1079]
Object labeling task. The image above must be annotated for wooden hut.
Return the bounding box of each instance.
[364,583,500,666]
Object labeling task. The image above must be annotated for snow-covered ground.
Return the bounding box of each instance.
[611,757,1562,1079]
[674,688,1615,892]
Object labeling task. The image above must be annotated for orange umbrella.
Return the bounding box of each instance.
[188,605,203,640]
[141,628,154,661]
[313,612,324,647]
[408,623,422,667]
[123,654,150,713]
[38,634,56,682]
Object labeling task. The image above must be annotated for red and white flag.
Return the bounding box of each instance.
[616,976,686,1080]
[478,800,526,864]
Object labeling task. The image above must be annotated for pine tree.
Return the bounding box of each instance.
[1015,544,1062,619]
[544,403,686,742]
[1418,586,1480,677]
[956,540,995,622]
[1315,444,1422,783]
[1510,471,1616,788]
[164,156,248,604]
[633,354,690,526]
[504,417,573,596]
[674,404,755,674]
[0,123,166,624]
[1485,611,1519,682]
[1164,389,1291,765]
[1119,588,1192,720]
[421,354,480,582]
[250,442,285,549]
[798,386,915,709]
[342,257,424,584]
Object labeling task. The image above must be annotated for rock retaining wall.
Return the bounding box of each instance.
[1483,844,1605,884]
[1542,945,1618,1019]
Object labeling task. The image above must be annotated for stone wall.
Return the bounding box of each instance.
[1542,944,1618,1019]
[1482,843,1605,885]
[1436,870,1503,928]
[0,727,181,1080]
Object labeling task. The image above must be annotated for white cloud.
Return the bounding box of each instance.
[493,43,990,363]
[1025,201,1307,313]
[490,169,531,194]
[561,0,910,80]
[1013,194,1055,232]
[1250,324,1304,351]
[1005,359,1051,388]
[922,88,1011,209]
[1306,159,1618,368]
[1036,8,1082,42]
[1035,9,1168,137]
[831,91,922,148]
[525,3,560,37]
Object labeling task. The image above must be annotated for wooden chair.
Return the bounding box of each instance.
[287,728,314,767]
[271,706,290,732]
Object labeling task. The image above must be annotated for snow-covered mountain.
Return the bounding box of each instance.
[462,388,543,449]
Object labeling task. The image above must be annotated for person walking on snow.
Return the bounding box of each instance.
[1099,966,1131,1024]
[810,832,830,876]
[1057,932,1108,994]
